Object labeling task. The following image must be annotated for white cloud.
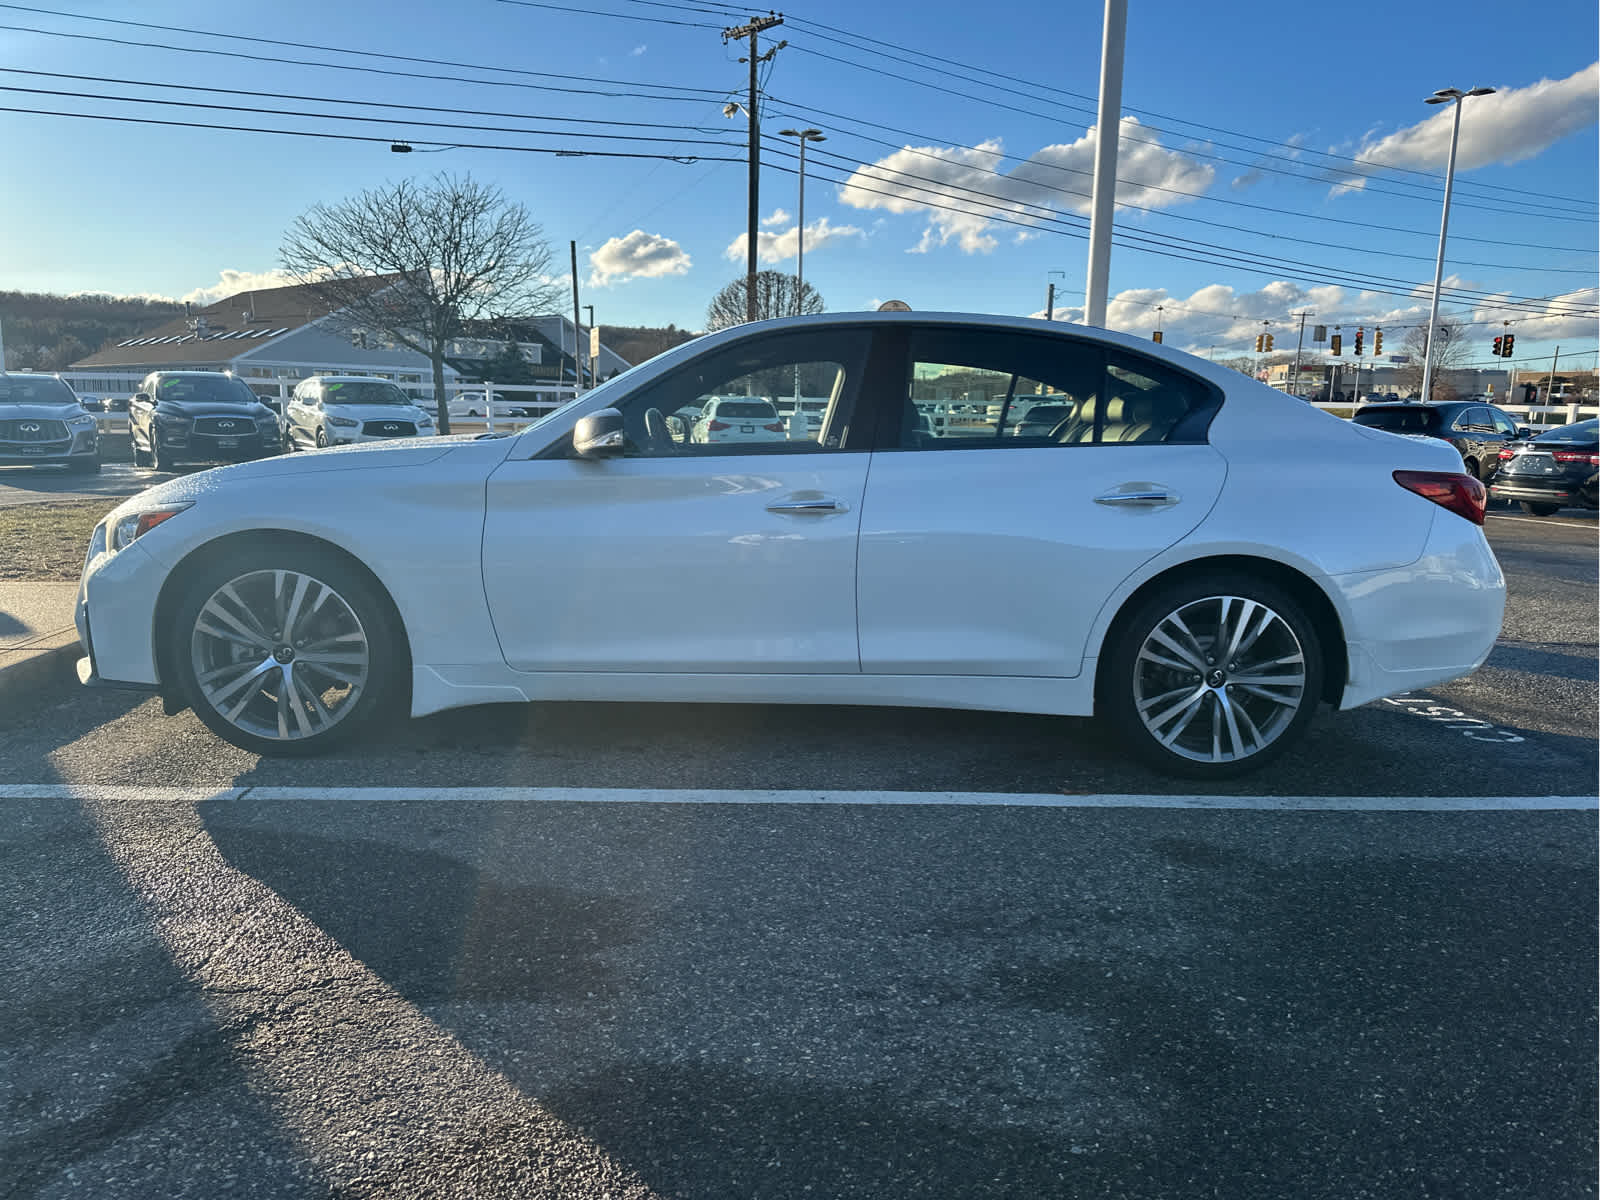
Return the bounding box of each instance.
[1333,62,1598,189]
[1468,287,1599,343]
[588,230,692,287]
[1031,280,1469,355]
[761,208,791,227]
[838,118,1215,254]
[629,44,646,56]
[725,217,866,265]
[182,268,300,305]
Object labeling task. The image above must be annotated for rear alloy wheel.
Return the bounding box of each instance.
[1103,573,1324,778]
[1519,501,1561,516]
[172,549,404,756]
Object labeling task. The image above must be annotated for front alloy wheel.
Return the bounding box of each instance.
[1104,575,1324,778]
[173,550,403,755]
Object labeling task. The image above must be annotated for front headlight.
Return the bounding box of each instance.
[328,415,360,428]
[68,412,97,428]
[110,503,192,553]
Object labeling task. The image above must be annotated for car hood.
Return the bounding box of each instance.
[324,403,433,423]
[0,402,92,422]
[156,402,274,419]
[104,433,511,520]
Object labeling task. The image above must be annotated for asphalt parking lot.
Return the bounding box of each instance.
[0,493,1594,1199]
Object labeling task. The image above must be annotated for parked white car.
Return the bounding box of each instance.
[285,376,434,450]
[691,397,786,444]
[74,311,1504,777]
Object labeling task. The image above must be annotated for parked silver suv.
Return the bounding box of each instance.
[0,372,101,473]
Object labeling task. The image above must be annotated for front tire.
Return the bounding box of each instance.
[1520,501,1561,516]
[1101,572,1325,779]
[315,427,329,449]
[171,547,406,756]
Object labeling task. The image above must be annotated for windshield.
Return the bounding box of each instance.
[1352,407,1441,434]
[0,375,77,405]
[322,381,413,406]
[156,375,259,405]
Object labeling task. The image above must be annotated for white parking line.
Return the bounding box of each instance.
[1487,514,1596,529]
[0,785,1592,810]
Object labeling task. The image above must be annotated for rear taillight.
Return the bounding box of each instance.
[764,421,785,432]
[1552,451,1600,465]
[1498,447,1516,460]
[707,420,730,431]
[1393,470,1487,526]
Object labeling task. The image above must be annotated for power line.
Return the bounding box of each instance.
[763,150,1596,318]
[765,95,1599,256]
[781,13,1597,213]
[779,37,1595,224]
[0,66,734,133]
[0,102,741,161]
[493,0,722,28]
[768,144,1597,313]
[782,129,1595,278]
[0,83,743,147]
[0,20,721,104]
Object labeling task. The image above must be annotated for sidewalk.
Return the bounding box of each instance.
[0,582,81,714]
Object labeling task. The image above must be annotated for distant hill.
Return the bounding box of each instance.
[604,323,702,368]
[0,290,183,372]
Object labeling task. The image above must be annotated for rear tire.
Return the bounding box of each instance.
[1100,571,1325,779]
[171,546,406,757]
[1520,501,1561,516]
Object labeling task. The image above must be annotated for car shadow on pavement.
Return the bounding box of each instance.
[198,795,1598,1198]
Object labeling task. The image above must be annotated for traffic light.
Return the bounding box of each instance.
[1493,336,1503,357]
[1255,335,1264,353]
[1330,334,1342,355]
[1373,328,1383,355]
[1354,327,1364,356]
[1152,330,1163,343]
[1264,334,1274,352]
[1502,333,1515,357]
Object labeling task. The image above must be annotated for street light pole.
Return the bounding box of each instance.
[1420,85,1495,404]
[778,128,825,315]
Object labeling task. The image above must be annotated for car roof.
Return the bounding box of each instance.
[303,375,399,385]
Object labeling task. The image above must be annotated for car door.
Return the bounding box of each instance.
[481,326,878,674]
[855,327,1228,678]
[129,376,156,450]
[1450,406,1495,476]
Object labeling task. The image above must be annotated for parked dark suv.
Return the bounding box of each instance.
[0,372,101,472]
[130,371,284,471]
[1351,400,1528,483]
[1489,418,1598,515]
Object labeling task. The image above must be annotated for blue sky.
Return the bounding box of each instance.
[1,0,1595,372]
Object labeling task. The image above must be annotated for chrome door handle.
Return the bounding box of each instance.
[767,499,843,515]
[1094,489,1179,506]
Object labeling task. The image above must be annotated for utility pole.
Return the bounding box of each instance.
[570,240,583,396]
[1544,345,1561,408]
[722,12,785,325]
[1045,269,1065,321]
[1289,310,1311,396]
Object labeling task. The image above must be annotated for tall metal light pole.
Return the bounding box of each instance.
[1419,85,1495,404]
[777,127,825,314]
[1083,0,1128,328]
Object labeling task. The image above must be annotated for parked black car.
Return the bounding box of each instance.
[1351,400,1529,483]
[129,371,284,471]
[1489,418,1599,515]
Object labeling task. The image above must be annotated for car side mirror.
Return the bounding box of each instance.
[573,408,625,459]
[135,392,151,404]
[1516,426,1532,438]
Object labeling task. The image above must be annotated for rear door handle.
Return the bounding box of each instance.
[767,498,844,515]
[1094,488,1179,507]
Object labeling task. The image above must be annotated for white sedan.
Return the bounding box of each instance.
[74,312,1504,777]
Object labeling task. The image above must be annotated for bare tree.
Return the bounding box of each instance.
[280,173,559,433]
[1397,324,1469,401]
[706,271,824,332]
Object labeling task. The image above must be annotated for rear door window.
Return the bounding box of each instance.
[1353,408,1440,434]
